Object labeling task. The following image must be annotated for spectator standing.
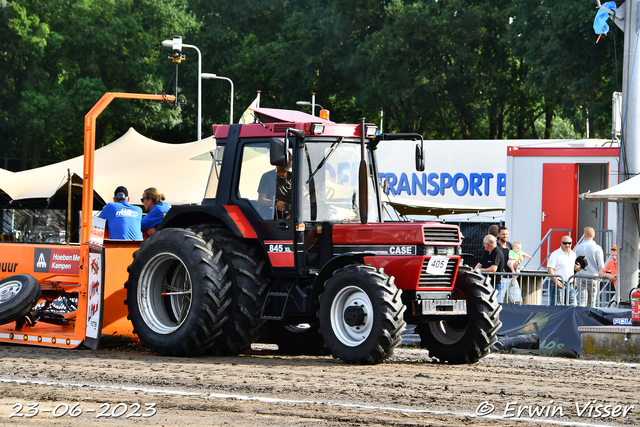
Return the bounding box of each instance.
[97,186,142,240]
[547,236,579,305]
[141,187,171,238]
[475,235,504,289]
[574,227,605,307]
[598,245,617,288]
[478,225,500,270]
[496,226,513,301]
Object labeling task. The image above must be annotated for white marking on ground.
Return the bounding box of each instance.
[0,377,619,426]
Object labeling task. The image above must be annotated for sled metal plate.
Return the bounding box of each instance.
[421,299,467,315]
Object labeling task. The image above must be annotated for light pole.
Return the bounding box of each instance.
[162,37,202,140]
[202,73,234,124]
[296,94,323,116]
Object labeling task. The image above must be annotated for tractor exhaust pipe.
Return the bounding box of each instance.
[358,117,368,224]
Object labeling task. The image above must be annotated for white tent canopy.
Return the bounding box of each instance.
[582,174,640,203]
[0,128,215,207]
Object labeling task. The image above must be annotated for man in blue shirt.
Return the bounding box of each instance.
[98,186,143,240]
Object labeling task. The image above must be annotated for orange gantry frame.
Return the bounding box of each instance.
[0,93,174,349]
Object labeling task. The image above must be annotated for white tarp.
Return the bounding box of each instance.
[0,128,215,206]
[582,174,640,203]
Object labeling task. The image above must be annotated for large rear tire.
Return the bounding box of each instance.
[190,226,269,356]
[318,265,406,365]
[417,268,501,364]
[125,228,227,356]
[0,274,41,325]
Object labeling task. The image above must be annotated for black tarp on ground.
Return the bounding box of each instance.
[497,304,632,357]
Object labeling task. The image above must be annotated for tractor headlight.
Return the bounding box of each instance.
[310,123,325,134]
[365,125,378,137]
[434,246,455,256]
[425,246,435,256]
[442,246,456,256]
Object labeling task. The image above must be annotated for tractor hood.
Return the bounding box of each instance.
[332,223,461,246]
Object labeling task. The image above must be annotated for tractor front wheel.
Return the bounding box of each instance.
[318,265,405,364]
[417,268,501,364]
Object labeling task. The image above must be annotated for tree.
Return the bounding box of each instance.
[356,0,518,139]
[505,0,620,138]
[0,0,197,169]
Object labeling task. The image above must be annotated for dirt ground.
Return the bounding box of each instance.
[0,342,637,427]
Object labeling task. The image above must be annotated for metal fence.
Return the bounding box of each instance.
[478,270,617,308]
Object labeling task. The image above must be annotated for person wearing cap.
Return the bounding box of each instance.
[140,187,171,238]
[97,186,143,240]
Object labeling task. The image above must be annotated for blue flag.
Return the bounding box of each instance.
[594,1,617,35]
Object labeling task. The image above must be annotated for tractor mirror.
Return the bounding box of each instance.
[270,137,288,166]
[415,143,425,171]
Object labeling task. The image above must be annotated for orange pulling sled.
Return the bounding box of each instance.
[0,93,174,350]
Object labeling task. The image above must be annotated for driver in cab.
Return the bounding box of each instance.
[258,151,292,220]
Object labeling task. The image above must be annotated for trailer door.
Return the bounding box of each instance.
[540,163,578,264]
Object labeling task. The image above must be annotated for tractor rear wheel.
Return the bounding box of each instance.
[0,274,41,325]
[318,264,406,365]
[190,226,269,356]
[417,268,501,364]
[125,228,227,356]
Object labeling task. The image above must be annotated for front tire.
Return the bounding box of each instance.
[318,265,406,364]
[125,228,227,356]
[0,274,41,325]
[417,269,501,364]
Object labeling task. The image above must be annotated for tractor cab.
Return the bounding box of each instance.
[195,108,424,274]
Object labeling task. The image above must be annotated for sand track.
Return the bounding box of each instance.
[0,344,637,426]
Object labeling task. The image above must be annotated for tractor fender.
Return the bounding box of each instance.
[157,204,258,239]
[311,252,374,304]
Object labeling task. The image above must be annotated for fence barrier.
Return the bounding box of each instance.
[477,270,616,308]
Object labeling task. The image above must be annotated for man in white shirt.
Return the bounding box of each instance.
[547,236,580,305]
[574,227,605,307]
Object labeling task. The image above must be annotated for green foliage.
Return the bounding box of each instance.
[0,0,197,167]
[0,0,622,170]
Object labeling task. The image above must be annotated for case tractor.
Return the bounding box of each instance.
[0,94,501,365]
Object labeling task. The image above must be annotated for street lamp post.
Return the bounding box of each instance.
[296,96,324,116]
[202,73,234,124]
[162,37,202,140]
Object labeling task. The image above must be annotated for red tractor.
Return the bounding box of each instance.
[125,108,501,364]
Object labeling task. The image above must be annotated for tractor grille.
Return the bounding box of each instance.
[423,227,460,243]
[418,258,458,288]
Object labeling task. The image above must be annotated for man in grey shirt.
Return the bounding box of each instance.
[574,226,604,307]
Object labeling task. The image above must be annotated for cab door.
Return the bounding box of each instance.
[233,141,296,269]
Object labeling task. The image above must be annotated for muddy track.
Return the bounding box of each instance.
[0,343,637,426]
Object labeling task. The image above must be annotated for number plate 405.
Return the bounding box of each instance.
[426,256,448,275]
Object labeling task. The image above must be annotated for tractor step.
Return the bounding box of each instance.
[261,288,292,321]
